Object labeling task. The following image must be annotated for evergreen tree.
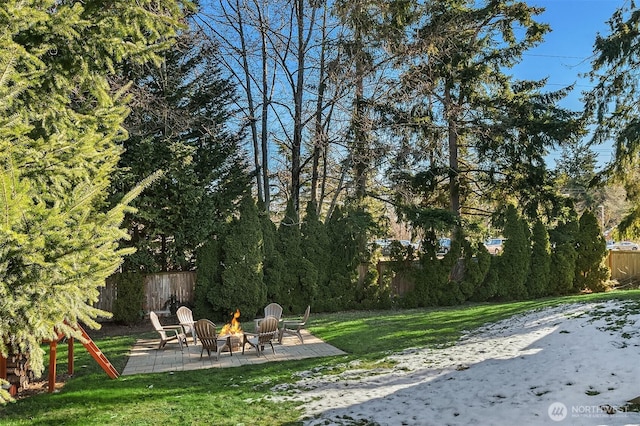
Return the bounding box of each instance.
[432,252,465,306]
[325,203,380,310]
[549,202,579,295]
[384,1,580,228]
[526,219,551,298]
[301,202,330,310]
[584,4,640,235]
[409,228,461,306]
[574,210,609,292]
[113,24,250,272]
[275,201,318,314]
[554,139,599,208]
[323,206,359,310]
[111,272,145,325]
[0,0,189,382]
[550,243,577,295]
[332,0,416,203]
[261,212,284,303]
[459,241,492,302]
[219,195,266,320]
[494,205,530,300]
[194,232,225,320]
[471,249,501,302]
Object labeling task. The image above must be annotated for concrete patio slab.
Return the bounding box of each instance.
[122,330,346,375]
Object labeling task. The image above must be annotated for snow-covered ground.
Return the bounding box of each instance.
[277,300,640,425]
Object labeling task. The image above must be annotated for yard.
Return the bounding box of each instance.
[2,291,640,425]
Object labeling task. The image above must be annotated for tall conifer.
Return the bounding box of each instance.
[114,24,250,272]
[219,195,266,319]
[276,201,318,314]
[301,201,329,310]
[549,202,579,295]
[0,0,190,380]
[574,210,609,292]
[526,220,552,298]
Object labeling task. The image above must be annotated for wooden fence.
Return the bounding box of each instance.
[379,251,640,296]
[607,250,640,283]
[95,251,640,315]
[376,262,415,296]
[98,272,196,317]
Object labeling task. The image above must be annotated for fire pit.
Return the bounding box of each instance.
[215,334,243,355]
[217,309,244,354]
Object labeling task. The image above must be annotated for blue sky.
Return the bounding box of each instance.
[510,0,629,168]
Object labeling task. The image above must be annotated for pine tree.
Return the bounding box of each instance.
[113,24,250,272]
[332,0,415,203]
[584,4,640,233]
[384,1,580,227]
[0,0,189,383]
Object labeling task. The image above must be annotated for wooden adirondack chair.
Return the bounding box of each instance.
[149,311,187,350]
[243,316,278,356]
[278,305,310,344]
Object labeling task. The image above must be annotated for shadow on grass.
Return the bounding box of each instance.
[3,290,640,425]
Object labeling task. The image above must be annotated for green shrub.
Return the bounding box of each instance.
[112,272,145,325]
[324,205,375,311]
[194,232,225,321]
[471,250,500,302]
[459,240,491,300]
[219,195,266,319]
[574,210,609,292]
[493,205,530,300]
[261,212,284,305]
[301,201,330,308]
[549,209,579,295]
[526,219,551,298]
[273,200,318,314]
[550,243,577,294]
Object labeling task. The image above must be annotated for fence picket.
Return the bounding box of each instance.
[98,272,196,316]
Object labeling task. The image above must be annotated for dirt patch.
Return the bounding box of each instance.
[12,374,71,401]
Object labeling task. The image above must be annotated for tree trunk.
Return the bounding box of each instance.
[258,1,271,213]
[445,81,460,218]
[290,0,306,214]
[235,0,264,208]
[352,26,369,202]
[310,8,328,206]
[161,234,168,272]
[5,353,33,394]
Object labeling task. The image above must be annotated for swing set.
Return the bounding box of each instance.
[0,324,119,396]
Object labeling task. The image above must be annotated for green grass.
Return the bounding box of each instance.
[2,290,640,425]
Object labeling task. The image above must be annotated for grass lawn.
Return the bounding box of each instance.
[2,290,640,425]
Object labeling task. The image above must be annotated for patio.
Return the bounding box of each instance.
[122,330,346,375]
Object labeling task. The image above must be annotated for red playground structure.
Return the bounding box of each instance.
[0,324,119,396]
